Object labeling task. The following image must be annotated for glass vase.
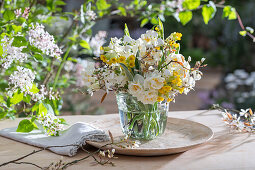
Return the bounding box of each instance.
[116,92,169,140]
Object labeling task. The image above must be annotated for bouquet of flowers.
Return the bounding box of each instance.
[83,23,205,104]
[80,21,206,140]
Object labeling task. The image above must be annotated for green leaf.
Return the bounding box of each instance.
[34,53,43,61]
[119,63,134,81]
[38,103,47,115]
[23,95,31,104]
[124,23,130,36]
[3,10,15,21]
[32,102,39,113]
[44,103,54,115]
[239,31,247,36]
[223,6,236,20]
[10,91,23,105]
[29,84,40,94]
[158,17,164,39]
[202,2,216,24]
[140,18,149,27]
[21,48,30,53]
[182,0,200,10]
[0,108,7,119]
[12,36,28,47]
[80,40,90,49]
[150,17,158,25]
[118,7,127,16]
[12,25,22,33]
[0,96,4,103]
[16,119,34,133]
[0,45,3,56]
[55,0,66,6]
[17,17,26,24]
[59,118,67,125]
[96,0,111,10]
[179,11,193,25]
[223,6,231,18]
[228,9,237,20]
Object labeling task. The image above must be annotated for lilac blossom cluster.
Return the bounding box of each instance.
[27,23,63,59]
[8,66,36,94]
[0,36,28,69]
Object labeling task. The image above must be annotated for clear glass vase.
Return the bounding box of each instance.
[116,92,169,140]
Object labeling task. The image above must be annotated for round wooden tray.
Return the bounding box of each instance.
[87,117,213,156]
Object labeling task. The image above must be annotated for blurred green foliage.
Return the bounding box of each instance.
[163,0,255,72]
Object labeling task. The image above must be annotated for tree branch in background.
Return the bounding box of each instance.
[236,12,255,41]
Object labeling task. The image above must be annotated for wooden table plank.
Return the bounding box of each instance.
[0,110,254,170]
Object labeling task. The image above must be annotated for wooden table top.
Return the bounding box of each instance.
[0,110,254,170]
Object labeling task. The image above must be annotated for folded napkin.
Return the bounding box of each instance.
[0,122,109,156]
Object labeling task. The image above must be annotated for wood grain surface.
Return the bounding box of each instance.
[0,110,255,170]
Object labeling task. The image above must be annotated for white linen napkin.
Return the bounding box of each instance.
[0,122,109,156]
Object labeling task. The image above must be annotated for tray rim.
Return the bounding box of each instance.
[86,117,214,156]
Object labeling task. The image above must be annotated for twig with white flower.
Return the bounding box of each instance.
[0,131,139,169]
[212,104,255,132]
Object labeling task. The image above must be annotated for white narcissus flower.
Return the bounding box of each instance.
[89,31,107,57]
[128,82,143,97]
[140,30,163,48]
[144,71,165,90]
[139,90,158,104]
[123,35,134,44]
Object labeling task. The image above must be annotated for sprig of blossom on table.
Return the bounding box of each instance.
[37,113,65,136]
[213,104,255,132]
[80,22,205,105]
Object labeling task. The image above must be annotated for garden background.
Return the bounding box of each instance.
[1,0,255,119]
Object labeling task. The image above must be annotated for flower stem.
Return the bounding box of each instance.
[53,45,72,90]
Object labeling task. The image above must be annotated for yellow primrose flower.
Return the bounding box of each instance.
[155,46,161,50]
[118,56,126,63]
[163,86,172,92]
[174,43,179,48]
[169,40,174,46]
[176,32,182,40]
[129,61,135,68]
[167,98,173,102]
[100,55,107,62]
[129,55,136,61]
[159,87,165,94]
[179,87,185,94]
[110,57,117,64]
[154,26,159,32]
[157,96,164,102]
[172,77,182,86]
